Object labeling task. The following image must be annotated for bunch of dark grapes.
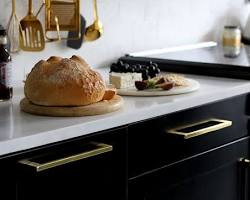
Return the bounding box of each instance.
[110,60,160,80]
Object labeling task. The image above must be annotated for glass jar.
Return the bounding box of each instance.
[222,26,241,57]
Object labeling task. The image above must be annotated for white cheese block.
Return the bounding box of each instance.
[109,72,142,89]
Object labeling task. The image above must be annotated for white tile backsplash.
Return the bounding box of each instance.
[0,0,250,82]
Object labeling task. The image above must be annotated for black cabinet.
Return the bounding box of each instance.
[128,94,250,200]
[0,158,17,200]
[129,137,249,200]
[0,126,127,200]
[128,94,249,178]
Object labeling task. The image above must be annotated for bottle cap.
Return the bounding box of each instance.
[0,25,7,45]
[0,27,7,36]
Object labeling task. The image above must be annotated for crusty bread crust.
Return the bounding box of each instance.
[24,55,106,106]
[102,88,117,100]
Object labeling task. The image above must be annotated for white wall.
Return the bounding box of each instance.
[0,0,250,82]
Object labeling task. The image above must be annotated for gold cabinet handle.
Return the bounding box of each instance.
[18,142,113,172]
[239,158,250,167]
[239,158,250,200]
[167,118,232,139]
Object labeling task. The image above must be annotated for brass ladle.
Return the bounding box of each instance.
[84,0,103,41]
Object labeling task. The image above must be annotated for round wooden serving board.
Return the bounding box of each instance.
[20,95,124,117]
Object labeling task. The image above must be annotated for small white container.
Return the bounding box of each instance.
[222,26,241,57]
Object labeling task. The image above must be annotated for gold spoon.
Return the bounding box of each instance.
[84,0,103,41]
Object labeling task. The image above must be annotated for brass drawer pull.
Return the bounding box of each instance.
[239,158,250,200]
[167,118,232,139]
[239,158,250,167]
[18,142,113,172]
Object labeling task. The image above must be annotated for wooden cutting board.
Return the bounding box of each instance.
[20,95,123,117]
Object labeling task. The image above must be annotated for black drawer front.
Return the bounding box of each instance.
[129,137,250,200]
[15,127,127,200]
[128,94,249,178]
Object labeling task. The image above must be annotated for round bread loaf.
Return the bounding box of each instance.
[24,55,106,106]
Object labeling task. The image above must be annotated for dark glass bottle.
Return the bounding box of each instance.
[0,29,12,101]
[0,25,10,52]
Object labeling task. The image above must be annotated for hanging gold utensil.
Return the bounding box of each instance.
[20,0,45,51]
[45,0,80,41]
[7,0,21,53]
[84,0,103,41]
[54,16,61,41]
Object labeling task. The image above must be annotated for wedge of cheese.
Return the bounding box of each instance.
[109,72,142,89]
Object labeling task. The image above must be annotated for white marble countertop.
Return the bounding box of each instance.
[1,70,250,157]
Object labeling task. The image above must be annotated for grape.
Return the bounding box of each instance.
[118,60,124,67]
[155,67,161,74]
[128,66,135,73]
[148,65,156,73]
[129,65,136,72]
[120,63,129,72]
[144,65,150,70]
[110,63,119,72]
[136,64,141,68]
[151,62,158,68]
[149,71,156,78]
[135,65,141,73]
[142,69,149,80]
[110,60,159,77]
[124,63,130,71]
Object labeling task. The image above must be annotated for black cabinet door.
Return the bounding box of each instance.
[129,137,249,200]
[15,127,127,200]
[128,94,249,178]
[0,159,17,200]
